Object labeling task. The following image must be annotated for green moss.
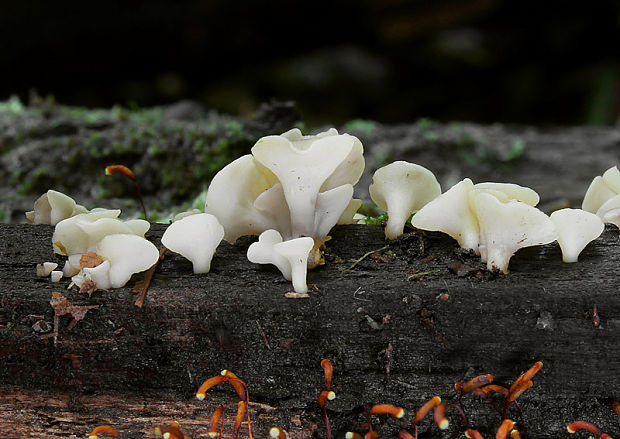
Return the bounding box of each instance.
[343,119,375,136]
[0,96,25,114]
[59,106,111,123]
[503,140,524,162]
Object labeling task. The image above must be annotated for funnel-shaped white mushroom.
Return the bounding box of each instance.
[411,178,480,251]
[161,213,224,273]
[73,234,159,290]
[582,166,620,213]
[26,190,88,225]
[369,161,441,240]
[52,209,149,256]
[247,229,314,294]
[471,192,557,273]
[550,208,604,263]
[251,132,356,238]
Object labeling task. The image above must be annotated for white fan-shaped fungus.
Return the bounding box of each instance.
[411,178,480,251]
[582,166,620,213]
[26,190,88,225]
[247,229,314,294]
[550,208,604,263]
[369,161,441,240]
[72,234,159,290]
[471,192,557,273]
[161,213,224,273]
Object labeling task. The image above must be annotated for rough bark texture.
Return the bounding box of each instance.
[1,221,619,438]
[2,103,620,437]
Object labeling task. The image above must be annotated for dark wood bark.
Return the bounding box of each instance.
[1,221,619,438]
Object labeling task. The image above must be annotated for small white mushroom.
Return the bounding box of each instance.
[550,208,604,263]
[73,234,159,290]
[411,178,480,251]
[161,213,224,273]
[247,229,314,294]
[471,192,557,273]
[36,262,58,277]
[582,166,620,213]
[472,182,540,206]
[369,161,441,240]
[26,190,87,225]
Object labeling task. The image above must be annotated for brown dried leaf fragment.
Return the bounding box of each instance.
[80,252,104,268]
[50,292,99,322]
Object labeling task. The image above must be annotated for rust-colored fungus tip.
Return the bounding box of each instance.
[80,252,104,268]
[398,432,415,439]
[465,428,484,439]
[321,358,334,388]
[509,428,522,439]
[600,434,613,439]
[209,405,223,436]
[221,369,248,401]
[154,422,186,439]
[433,403,449,430]
[613,401,620,416]
[509,362,542,395]
[364,432,379,439]
[507,379,533,402]
[478,384,509,396]
[369,403,405,419]
[567,421,601,436]
[195,375,228,400]
[318,390,336,407]
[105,164,136,180]
[462,374,495,394]
[496,419,515,439]
[413,395,441,424]
[270,427,288,439]
[233,401,246,438]
[88,425,119,438]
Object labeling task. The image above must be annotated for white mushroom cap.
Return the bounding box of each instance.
[161,213,224,274]
[96,234,159,288]
[411,178,480,251]
[251,131,356,238]
[596,193,620,231]
[472,182,540,206]
[173,209,202,222]
[205,154,277,243]
[247,229,314,294]
[582,166,620,213]
[52,209,149,256]
[471,192,557,273]
[550,208,604,263]
[369,161,441,240]
[26,190,84,225]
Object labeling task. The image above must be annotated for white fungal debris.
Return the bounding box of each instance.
[36,262,58,277]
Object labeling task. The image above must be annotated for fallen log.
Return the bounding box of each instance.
[1,221,619,438]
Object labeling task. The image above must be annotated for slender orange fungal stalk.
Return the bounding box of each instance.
[88,425,119,438]
[221,370,247,401]
[433,403,449,430]
[496,419,515,439]
[462,374,495,394]
[479,385,509,396]
[208,406,223,438]
[369,403,405,419]
[507,380,533,402]
[509,362,542,396]
[465,428,485,439]
[195,375,228,400]
[364,432,379,439]
[105,164,147,220]
[413,395,441,424]
[613,401,620,416]
[233,401,246,439]
[398,432,415,439]
[321,359,333,389]
[566,421,601,435]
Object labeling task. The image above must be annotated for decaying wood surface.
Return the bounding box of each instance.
[1,221,619,438]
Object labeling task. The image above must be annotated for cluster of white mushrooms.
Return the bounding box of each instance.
[27,128,620,294]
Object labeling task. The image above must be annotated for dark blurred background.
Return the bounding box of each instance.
[1,0,619,126]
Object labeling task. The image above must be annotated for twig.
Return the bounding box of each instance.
[345,245,389,271]
[132,245,167,307]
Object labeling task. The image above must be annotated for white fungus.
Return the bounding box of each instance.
[369,161,441,240]
[550,208,604,263]
[26,189,88,225]
[161,213,224,274]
